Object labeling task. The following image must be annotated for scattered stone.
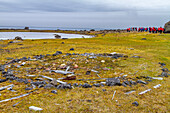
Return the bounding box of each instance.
[25,87,33,90]
[86,100,92,102]
[130,80,137,85]
[51,90,57,94]
[86,71,91,75]
[82,83,92,88]
[159,62,166,67]
[132,56,140,58]
[44,84,54,89]
[132,101,139,106]
[137,80,147,84]
[121,82,127,87]
[73,83,78,87]
[6,57,13,60]
[54,34,61,39]
[15,36,23,40]
[93,83,100,87]
[102,89,106,92]
[106,78,121,86]
[141,38,147,40]
[70,48,74,51]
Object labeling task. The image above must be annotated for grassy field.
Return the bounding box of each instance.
[0,32,169,113]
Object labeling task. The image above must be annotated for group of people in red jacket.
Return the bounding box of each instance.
[127,27,164,33]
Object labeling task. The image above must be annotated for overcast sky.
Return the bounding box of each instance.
[0,0,170,29]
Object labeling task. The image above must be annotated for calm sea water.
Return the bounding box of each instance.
[0,26,105,31]
[0,32,92,40]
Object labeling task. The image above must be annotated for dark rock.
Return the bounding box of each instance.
[102,89,106,92]
[78,84,82,87]
[86,71,91,75]
[132,101,139,106]
[53,51,62,56]
[15,36,23,40]
[44,84,54,89]
[31,81,46,86]
[70,48,74,51]
[24,27,29,30]
[51,90,57,94]
[132,56,140,58]
[82,83,92,88]
[66,53,71,56]
[159,62,166,67]
[2,71,7,75]
[73,83,78,87]
[25,87,33,90]
[57,84,72,89]
[141,38,147,40]
[6,57,13,60]
[100,83,105,87]
[86,100,92,102]
[160,72,168,77]
[122,82,127,87]
[123,81,130,85]
[38,84,44,88]
[130,80,137,85]
[54,34,61,39]
[0,79,8,83]
[106,78,121,86]
[161,68,169,72]
[137,80,147,84]
[93,83,100,87]
[0,65,5,71]
[146,79,152,82]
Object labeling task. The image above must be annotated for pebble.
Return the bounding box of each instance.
[51,90,57,94]
[70,48,74,51]
[132,101,139,106]
[101,60,105,63]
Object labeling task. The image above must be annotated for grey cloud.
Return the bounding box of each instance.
[0,0,147,13]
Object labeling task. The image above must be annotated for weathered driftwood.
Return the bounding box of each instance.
[26,75,36,77]
[65,66,70,72]
[29,106,43,111]
[152,77,163,80]
[40,75,67,85]
[51,70,74,75]
[138,89,151,95]
[77,78,107,81]
[112,91,116,100]
[153,84,161,88]
[125,90,136,94]
[0,90,36,103]
[0,84,14,91]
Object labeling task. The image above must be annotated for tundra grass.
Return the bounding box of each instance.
[0,32,169,113]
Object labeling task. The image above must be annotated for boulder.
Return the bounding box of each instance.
[164,21,170,33]
[106,78,121,86]
[54,34,61,39]
[24,27,29,30]
[15,36,23,40]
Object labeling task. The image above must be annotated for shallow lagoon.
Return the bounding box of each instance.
[0,32,92,40]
